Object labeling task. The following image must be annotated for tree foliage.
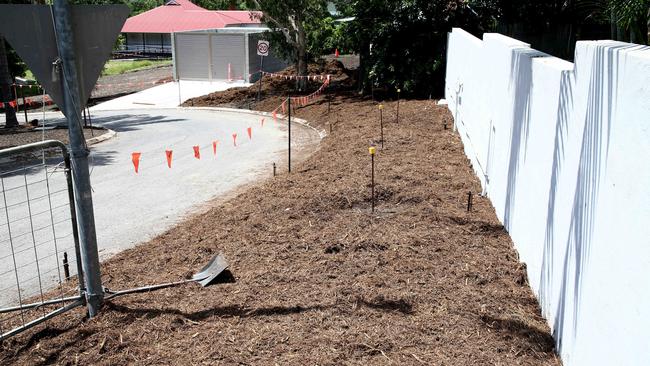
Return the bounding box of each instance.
[194,0,248,10]
[338,0,489,97]
[245,0,328,83]
[333,0,648,98]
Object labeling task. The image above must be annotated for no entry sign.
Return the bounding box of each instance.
[257,40,270,56]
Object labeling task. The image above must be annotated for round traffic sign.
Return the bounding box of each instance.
[257,40,269,56]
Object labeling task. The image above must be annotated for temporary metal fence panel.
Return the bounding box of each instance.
[0,141,85,341]
[175,33,210,80]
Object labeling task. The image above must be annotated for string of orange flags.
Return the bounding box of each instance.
[259,71,332,82]
[5,96,54,109]
[130,137,225,174]
[124,69,331,174]
[128,113,288,174]
[11,71,332,109]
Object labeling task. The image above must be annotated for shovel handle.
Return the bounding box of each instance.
[104,279,195,300]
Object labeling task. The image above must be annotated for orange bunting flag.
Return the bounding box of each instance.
[261,117,265,127]
[131,152,141,173]
[247,127,252,140]
[193,145,201,159]
[232,133,237,147]
[335,48,340,58]
[212,140,218,156]
[165,150,173,168]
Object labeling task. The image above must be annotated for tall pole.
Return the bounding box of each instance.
[369,147,376,212]
[52,0,103,317]
[379,104,384,149]
[257,55,264,102]
[287,97,291,173]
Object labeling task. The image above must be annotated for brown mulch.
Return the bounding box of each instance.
[0,126,102,150]
[0,63,560,365]
[183,60,355,110]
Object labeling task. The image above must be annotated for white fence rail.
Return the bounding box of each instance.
[445,28,650,366]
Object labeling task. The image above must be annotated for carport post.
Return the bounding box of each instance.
[52,0,103,317]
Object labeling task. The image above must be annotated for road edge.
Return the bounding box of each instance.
[183,106,328,140]
[87,128,117,146]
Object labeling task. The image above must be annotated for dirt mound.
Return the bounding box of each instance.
[184,60,355,108]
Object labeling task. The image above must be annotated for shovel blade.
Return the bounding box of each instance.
[192,253,229,287]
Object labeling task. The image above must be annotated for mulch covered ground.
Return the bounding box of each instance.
[0,62,560,365]
[0,126,100,150]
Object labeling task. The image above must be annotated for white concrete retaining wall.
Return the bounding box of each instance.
[445,28,650,365]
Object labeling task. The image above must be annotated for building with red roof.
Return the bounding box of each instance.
[122,0,262,54]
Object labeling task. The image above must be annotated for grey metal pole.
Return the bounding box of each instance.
[287,97,291,173]
[257,56,263,102]
[52,0,103,317]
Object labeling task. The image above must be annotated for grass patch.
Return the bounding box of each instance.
[101,59,171,76]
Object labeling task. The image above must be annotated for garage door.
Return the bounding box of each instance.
[211,34,246,80]
[176,34,209,80]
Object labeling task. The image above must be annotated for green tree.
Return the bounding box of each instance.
[246,0,329,86]
[342,0,488,97]
[194,0,248,10]
[602,0,648,43]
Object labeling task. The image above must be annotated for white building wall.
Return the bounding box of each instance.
[445,28,650,365]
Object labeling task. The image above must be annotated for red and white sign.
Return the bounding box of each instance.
[257,40,270,56]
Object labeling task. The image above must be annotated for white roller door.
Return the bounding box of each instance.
[210,34,246,80]
[176,33,209,80]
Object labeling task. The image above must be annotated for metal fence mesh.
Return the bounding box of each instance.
[0,143,83,340]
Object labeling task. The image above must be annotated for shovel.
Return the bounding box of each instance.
[104,253,229,300]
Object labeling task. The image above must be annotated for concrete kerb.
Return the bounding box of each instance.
[79,106,325,147]
[185,106,329,141]
[86,128,117,146]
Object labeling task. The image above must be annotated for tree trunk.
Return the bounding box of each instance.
[0,36,18,128]
[296,21,308,91]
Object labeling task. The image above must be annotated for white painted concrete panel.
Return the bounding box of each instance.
[445,28,650,366]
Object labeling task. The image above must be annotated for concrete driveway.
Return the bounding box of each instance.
[0,108,320,305]
[91,80,251,110]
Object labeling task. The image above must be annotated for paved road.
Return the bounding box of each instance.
[0,108,320,306]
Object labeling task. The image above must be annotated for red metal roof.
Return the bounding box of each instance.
[122,0,261,34]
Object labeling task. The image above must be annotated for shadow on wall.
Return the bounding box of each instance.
[539,69,573,326]
[503,47,548,230]
[541,43,640,354]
